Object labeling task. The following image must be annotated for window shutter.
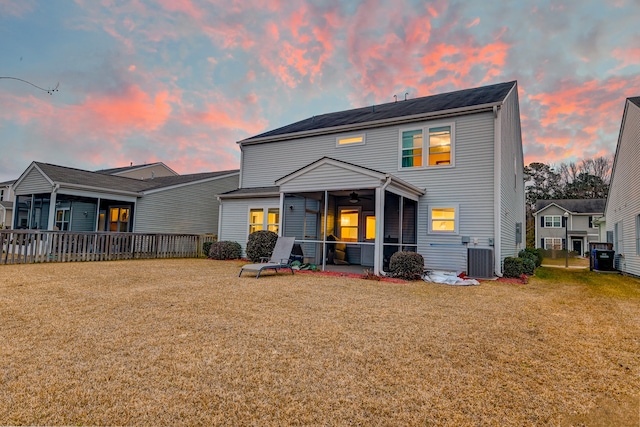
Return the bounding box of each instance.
[540,216,545,228]
[589,216,593,228]
[562,238,566,250]
[562,216,567,227]
[541,238,544,248]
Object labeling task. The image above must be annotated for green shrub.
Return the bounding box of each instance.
[519,248,542,267]
[389,251,424,280]
[245,230,278,262]
[209,241,242,260]
[503,257,524,278]
[202,241,214,257]
[521,257,536,275]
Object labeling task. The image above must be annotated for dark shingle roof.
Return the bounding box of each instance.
[629,97,640,108]
[242,81,516,142]
[140,170,239,192]
[0,180,15,186]
[535,199,606,214]
[34,163,238,194]
[37,163,152,193]
[219,186,279,198]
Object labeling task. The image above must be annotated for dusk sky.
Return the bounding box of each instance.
[1,0,639,182]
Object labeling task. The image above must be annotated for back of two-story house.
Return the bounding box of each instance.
[219,81,525,277]
[534,199,605,256]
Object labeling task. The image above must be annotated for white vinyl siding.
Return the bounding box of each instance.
[135,174,238,235]
[13,168,52,195]
[605,99,640,276]
[239,105,516,272]
[219,197,281,255]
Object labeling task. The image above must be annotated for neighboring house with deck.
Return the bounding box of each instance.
[11,162,238,235]
[534,199,605,256]
[603,96,640,276]
[218,81,525,277]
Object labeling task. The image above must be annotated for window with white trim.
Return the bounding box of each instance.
[544,215,562,228]
[544,237,562,250]
[428,205,458,234]
[400,123,453,169]
[336,134,365,147]
[249,207,280,235]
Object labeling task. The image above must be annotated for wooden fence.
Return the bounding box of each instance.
[0,230,217,265]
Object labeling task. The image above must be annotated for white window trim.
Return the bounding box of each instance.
[544,215,562,228]
[398,122,455,170]
[336,133,365,147]
[338,205,362,242]
[428,204,459,235]
[247,207,280,236]
[544,237,562,250]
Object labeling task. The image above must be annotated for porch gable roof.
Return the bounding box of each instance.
[275,157,425,199]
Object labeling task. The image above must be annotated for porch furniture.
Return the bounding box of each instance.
[238,236,296,278]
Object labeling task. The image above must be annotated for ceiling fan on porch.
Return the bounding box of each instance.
[348,191,372,203]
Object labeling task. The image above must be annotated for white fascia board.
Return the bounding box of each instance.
[275,158,384,186]
[240,103,498,146]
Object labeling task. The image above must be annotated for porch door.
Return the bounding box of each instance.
[361,211,375,267]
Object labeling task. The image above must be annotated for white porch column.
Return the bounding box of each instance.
[374,187,384,275]
[278,192,285,237]
[47,186,58,230]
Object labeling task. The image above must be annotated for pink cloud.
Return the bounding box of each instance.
[467,17,480,28]
[82,85,172,131]
[157,0,203,20]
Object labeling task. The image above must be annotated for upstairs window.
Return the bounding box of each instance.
[544,215,562,228]
[336,134,365,147]
[428,126,451,166]
[400,123,454,169]
[401,130,423,168]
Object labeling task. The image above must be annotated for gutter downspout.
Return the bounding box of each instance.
[375,176,392,276]
[493,104,503,277]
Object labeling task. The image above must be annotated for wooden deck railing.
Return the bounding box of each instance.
[0,230,217,264]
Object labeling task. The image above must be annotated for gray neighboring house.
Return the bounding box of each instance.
[96,162,179,179]
[11,162,239,235]
[0,179,15,229]
[603,96,640,276]
[534,199,605,256]
[219,81,525,276]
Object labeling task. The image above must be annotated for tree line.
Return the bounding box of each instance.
[524,156,612,247]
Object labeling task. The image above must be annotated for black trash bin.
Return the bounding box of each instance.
[593,249,615,271]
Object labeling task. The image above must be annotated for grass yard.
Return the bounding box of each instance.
[1,259,639,426]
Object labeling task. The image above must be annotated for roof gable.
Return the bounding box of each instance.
[241,81,516,144]
[535,199,606,214]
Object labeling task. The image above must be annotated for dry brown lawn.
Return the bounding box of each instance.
[1,259,638,426]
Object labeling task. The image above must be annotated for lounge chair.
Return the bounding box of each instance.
[238,236,296,278]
